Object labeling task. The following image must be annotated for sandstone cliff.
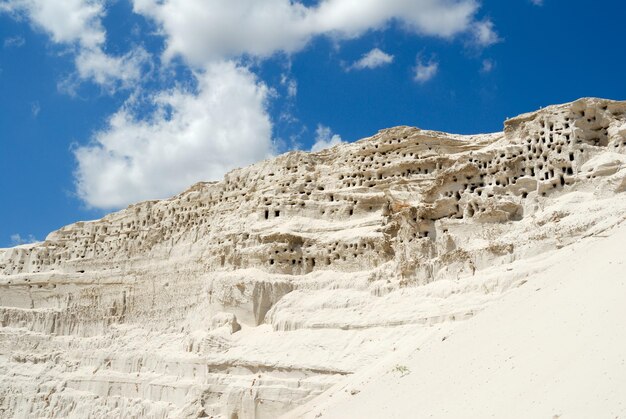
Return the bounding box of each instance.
[1,98,626,418]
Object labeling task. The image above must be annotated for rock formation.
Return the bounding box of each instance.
[1,98,626,418]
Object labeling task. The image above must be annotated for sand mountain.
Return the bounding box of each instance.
[1,98,625,418]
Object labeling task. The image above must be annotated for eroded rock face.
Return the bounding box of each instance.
[1,98,626,418]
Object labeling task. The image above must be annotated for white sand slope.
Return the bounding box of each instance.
[289,221,626,419]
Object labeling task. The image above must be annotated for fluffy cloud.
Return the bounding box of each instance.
[10,233,38,245]
[471,20,500,46]
[0,0,105,47]
[350,48,394,70]
[280,74,298,98]
[74,61,273,209]
[311,124,344,152]
[75,48,150,91]
[133,0,496,65]
[3,35,25,48]
[481,58,494,73]
[31,101,40,117]
[414,58,439,83]
[0,0,146,89]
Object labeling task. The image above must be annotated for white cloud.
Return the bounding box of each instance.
[280,74,298,97]
[3,35,25,48]
[311,124,344,152]
[350,48,394,70]
[0,0,105,48]
[481,58,494,73]
[74,61,274,209]
[530,0,543,5]
[471,19,500,46]
[132,0,496,65]
[414,58,439,83]
[0,0,147,90]
[31,100,40,117]
[75,47,150,91]
[10,233,38,245]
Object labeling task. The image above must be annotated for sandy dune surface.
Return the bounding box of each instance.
[289,221,626,418]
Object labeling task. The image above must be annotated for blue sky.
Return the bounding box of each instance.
[1,0,625,247]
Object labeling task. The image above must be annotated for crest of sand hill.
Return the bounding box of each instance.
[1,98,626,418]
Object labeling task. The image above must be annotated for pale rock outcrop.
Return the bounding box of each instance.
[1,98,626,418]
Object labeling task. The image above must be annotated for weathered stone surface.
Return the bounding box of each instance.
[1,98,626,418]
